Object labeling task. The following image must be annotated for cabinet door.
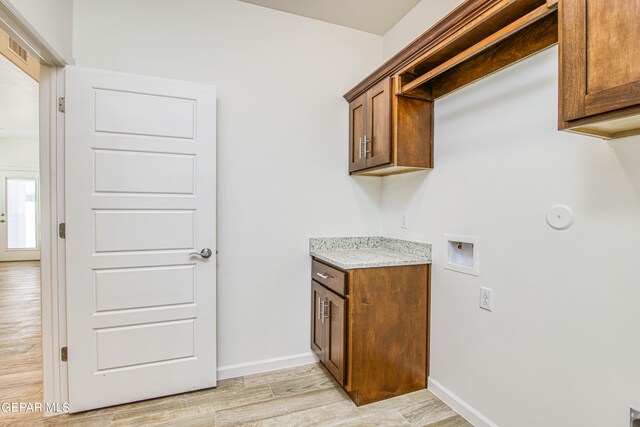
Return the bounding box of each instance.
[349,94,367,173]
[365,78,391,169]
[324,290,346,386]
[310,281,325,359]
[560,0,640,121]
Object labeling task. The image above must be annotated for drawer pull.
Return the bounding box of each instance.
[320,300,325,324]
[316,272,331,280]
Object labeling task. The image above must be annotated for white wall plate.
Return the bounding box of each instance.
[444,234,479,276]
[546,204,574,230]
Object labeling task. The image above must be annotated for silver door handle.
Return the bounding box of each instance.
[364,135,371,157]
[316,272,330,280]
[359,137,363,159]
[189,248,213,258]
[320,300,325,324]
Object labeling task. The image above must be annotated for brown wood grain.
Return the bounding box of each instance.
[394,94,434,169]
[311,280,326,359]
[431,12,557,99]
[312,260,347,297]
[324,290,346,386]
[349,94,367,173]
[586,0,640,93]
[348,264,430,406]
[366,78,392,169]
[400,2,556,95]
[343,0,516,102]
[399,0,545,80]
[559,0,640,137]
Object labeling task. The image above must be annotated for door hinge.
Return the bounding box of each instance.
[61,347,68,362]
[58,97,65,113]
[58,223,66,239]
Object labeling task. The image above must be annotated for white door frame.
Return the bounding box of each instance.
[39,64,68,414]
[0,0,69,415]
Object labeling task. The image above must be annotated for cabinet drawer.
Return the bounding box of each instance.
[312,260,347,296]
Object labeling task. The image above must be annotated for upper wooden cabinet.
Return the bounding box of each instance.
[345,0,559,176]
[559,0,640,139]
[348,77,433,176]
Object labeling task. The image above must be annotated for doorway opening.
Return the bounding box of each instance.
[0,34,42,422]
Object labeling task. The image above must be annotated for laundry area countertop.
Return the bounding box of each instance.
[309,236,431,269]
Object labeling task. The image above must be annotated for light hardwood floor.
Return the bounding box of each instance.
[0,261,471,427]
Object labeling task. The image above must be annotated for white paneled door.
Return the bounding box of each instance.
[64,66,216,412]
[0,170,40,261]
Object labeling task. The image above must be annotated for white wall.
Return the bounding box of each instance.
[383,0,463,61]
[72,0,383,370]
[0,138,39,170]
[382,3,640,427]
[4,0,74,64]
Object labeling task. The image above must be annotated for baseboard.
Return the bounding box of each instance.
[217,352,319,380]
[428,377,498,427]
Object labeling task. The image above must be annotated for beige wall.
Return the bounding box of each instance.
[73,0,384,372]
[0,138,38,170]
[381,2,640,426]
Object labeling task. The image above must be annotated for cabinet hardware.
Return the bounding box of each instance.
[317,297,322,320]
[320,300,325,324]
[316,272,331,280]
[359,137,363,159]
[364,135,371,157]
[324,300,330,319]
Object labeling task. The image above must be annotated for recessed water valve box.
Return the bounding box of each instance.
[444,234,479,276]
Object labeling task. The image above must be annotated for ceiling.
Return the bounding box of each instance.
[237,0,421,35]
[0,53,39,141]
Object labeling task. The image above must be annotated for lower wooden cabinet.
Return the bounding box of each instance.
[311,280,346,385]
[310,258,430,406]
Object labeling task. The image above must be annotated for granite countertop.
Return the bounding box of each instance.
[309,236,431,269]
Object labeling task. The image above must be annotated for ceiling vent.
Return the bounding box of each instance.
[8,37,28,63]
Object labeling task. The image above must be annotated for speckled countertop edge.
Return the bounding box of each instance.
[309,236,431,269]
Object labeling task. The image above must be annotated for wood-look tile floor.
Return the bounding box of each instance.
[0,261,472,427]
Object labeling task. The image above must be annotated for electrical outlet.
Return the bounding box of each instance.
[480,286,493,312]
[401,212,409,229]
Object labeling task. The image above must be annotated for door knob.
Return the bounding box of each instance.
[189,248,213,258]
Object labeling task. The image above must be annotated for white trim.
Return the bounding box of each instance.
[428,377,498,427]
[0,166,39,172]
[217,352,319,380]
[0,0,67,66]
[40,64,67,416]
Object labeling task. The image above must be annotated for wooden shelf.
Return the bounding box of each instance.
[344,0,558,103]
[399,2,556,97]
